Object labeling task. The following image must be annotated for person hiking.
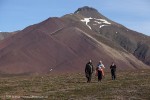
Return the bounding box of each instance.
[110,62,117,80]
[85,60,94,83]
[96,61,105,82]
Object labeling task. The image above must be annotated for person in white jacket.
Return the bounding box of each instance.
[96,61,105,82]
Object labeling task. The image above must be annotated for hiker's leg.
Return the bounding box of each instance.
[87,77,89,82]
[114,71,116,80]
[111,70,114,80]
[89,74,92,82]
[98,71,101,81]
[98,71,102,82]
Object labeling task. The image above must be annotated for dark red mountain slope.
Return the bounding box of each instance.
[0,7,149,74]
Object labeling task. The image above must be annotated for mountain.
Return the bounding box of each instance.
[64,6,150,65]
[0,32,9,41]
[73,6,150,65]
[0,6,149,74]
[0,32,11,41]
[0,31,19,41]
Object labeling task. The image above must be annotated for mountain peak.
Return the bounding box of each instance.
[74,6,109,20]
[74,6,98,14]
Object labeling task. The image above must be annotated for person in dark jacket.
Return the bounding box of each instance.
[110,62,117,80]
[85,60,94,83]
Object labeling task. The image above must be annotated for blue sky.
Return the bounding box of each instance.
[0,0,150,36]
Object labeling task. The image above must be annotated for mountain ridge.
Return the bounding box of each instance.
[0,6,149,74]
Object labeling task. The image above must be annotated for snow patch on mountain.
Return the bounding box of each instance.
[93,24,97,25]
[81,17,111,29]
[94,21,102,24]
[50,69,53,72]
[94,18,111,25]
[100,25,108,28]
[81,17,93,30]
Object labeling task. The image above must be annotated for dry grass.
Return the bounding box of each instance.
[0,70,150,100]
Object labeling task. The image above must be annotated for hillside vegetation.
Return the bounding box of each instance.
[0,70,150,100]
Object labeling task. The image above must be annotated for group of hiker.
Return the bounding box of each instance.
[85,60,116,83]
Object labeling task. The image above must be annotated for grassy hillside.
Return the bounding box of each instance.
[0,70,150,100]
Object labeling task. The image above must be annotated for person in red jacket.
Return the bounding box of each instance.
[110,62,117,80]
